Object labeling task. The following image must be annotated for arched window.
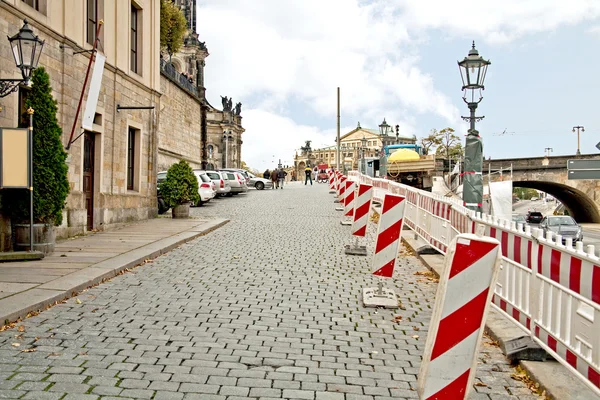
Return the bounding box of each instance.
[208,144,214,158]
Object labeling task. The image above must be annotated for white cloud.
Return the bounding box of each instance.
[196,0,600,168]
[588,25,600,37]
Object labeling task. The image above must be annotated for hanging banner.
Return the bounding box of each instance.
[0,128,30,188]
[82,53,106,130]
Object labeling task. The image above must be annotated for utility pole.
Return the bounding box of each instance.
[336,87,340,171]
[572,126,584,155]
[544,147,553,157]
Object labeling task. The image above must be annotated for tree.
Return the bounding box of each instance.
[1,67,70,225]
[420,129,442,155]
[160,0,187,61]
[159,160,200,207]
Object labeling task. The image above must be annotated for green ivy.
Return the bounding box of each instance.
[2,67,70,225]
[160,160,200,207]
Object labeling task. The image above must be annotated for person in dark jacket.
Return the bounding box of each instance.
[264,169,270,179]
[271,168,279,189]
[305,167,313,186]
[277,169,287,189]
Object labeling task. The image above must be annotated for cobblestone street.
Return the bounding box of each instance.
[0,181,540,399]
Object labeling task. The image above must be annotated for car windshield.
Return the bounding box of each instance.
[157,173,167,183]
[548,217,576,226]
[206,172,220,180]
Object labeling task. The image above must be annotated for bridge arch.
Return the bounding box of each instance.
[513,181,600,223]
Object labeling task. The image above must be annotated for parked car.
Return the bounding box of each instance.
[539,215,583,243]
[525,211,544,224]
[222,171,248,194]
[203,170,231,197]
[512,214,527,225]
[246,172,273,190]
[192,170,216,205]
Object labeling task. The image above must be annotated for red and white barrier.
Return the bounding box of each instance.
[372,194,406,277]
[418,234,501,400]
[336,176,347,211]
[329,172,335,192]
[352,184,373,237]
[342,180,356,225]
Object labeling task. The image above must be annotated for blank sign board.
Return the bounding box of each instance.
[0,128,30,188]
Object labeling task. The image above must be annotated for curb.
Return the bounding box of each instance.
[400,235,598,400]
[1,218,229,325]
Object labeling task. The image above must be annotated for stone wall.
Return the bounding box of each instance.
[157,76,202,171]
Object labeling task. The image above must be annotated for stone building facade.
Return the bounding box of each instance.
[0,0,161,239]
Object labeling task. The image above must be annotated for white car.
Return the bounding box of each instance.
[247,172,273,190]
[193,170,216,205]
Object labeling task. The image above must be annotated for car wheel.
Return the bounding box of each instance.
[255,182,264,190]
[157,198,169,215]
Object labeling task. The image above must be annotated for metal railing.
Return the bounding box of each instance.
[348,170,600,396]
[160,59,199,98]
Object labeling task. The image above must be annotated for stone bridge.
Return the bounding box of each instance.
[482,153,600,223]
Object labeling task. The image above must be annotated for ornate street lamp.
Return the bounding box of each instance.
[458,41,490,213]
[458,41,490,131]
[379,118,391,136]
[360,135,367,174]
[1,20,45,97]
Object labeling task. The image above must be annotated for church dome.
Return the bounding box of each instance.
[388,148,421,162]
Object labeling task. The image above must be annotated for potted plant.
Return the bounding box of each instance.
[1,67,70,254]
[159,160,200,218]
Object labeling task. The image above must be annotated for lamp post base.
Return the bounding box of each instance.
[344,244,367,256]
[362,285,398,308]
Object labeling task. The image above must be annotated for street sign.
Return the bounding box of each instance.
[568,170,600,180]
[596,142,600,151]
[567,159,600,170]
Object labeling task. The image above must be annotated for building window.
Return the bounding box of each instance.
[127,128,136,190]
[87,0,103,45]
[130,3,141,74]
[22,0,46,14]
[208,144,214,158]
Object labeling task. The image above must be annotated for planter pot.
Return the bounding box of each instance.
[171,203,190,219]
[14,223,56,255]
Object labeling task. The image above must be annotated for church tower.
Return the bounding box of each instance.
[170,0,208,98]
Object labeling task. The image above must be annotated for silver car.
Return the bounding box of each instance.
[247,172,273,190]
[539,215,583,243]
[203,170,232,197]
[222,171,248,194]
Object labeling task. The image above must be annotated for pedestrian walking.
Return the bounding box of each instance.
[271,168,279,189]
[277,169,287,189]
[305,166,313,186]
[313,167,318,181]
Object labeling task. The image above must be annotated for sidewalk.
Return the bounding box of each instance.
[0,217,228,325]
[401,231,598,400]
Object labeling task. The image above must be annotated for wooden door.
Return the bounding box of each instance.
[83,132,95,231]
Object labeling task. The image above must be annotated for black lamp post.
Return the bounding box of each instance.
[1,20,45,97]
[458,41,490,213]
[458,41,490,131]
[360,135,367,174]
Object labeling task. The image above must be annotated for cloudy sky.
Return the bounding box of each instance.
[196,0,600,171]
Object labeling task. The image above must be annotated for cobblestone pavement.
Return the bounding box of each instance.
[0,181,541,399]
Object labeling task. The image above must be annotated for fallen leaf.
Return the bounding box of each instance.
[11,343,20,347]
[393,315,403,323]
[412,335,420,339]
[17,326,25,332]
[20,348,36,353]
[474,382,488,387]
[413,326,420,331]
[75,299,82,304]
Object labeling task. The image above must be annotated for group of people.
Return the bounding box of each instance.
[263,168,288,189]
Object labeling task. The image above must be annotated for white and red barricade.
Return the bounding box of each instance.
[418,234,501,400]
[341,180,356,225]
[335,176,347,211]
[329,171,335,192]
[372,194,406,277]
[352,184,373,237]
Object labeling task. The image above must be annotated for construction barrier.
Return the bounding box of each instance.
[418,234,501,400]
[352,184,373,237]
[372,194,406,277]
[342,180,356,225]
[347,170,600,395]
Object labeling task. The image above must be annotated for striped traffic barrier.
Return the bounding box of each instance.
[417,233,501,400]
[341,180,356,225]
[335,176,347,211]
[345,183,373,256]
[363,193,406,308]
[329,171,335,193]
